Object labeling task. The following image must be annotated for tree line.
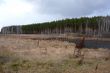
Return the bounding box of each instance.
[1,16,110,36]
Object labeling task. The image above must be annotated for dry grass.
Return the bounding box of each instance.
[0,35,110,73]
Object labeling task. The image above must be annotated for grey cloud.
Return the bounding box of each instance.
[30,0,110,17]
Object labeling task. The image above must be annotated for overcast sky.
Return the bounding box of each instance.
[0,0,110,30]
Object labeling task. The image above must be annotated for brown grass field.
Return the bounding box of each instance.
[0,34,110,73]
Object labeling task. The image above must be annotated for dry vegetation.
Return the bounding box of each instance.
[0,34,110,73]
